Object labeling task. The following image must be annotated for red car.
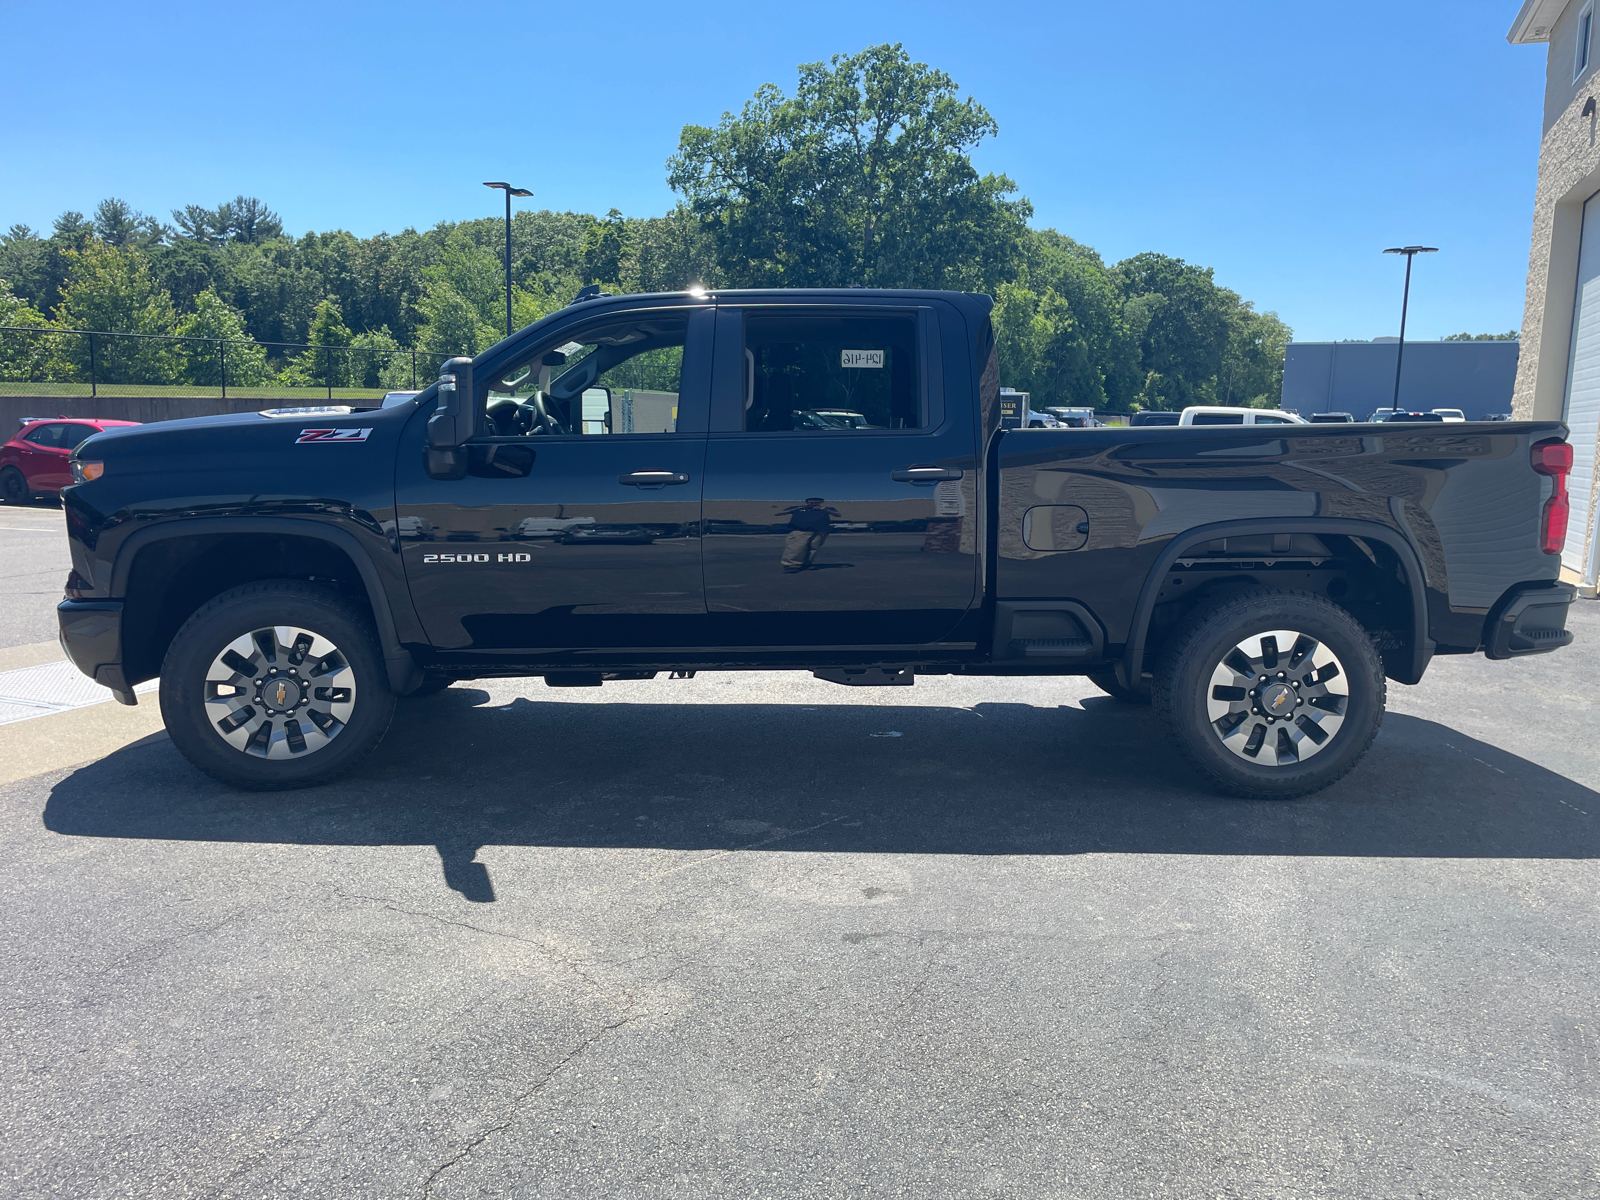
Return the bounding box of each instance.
[1,417,140,503]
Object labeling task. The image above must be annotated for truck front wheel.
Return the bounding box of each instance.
[159,581,396,790]
[1153,588,1385,800]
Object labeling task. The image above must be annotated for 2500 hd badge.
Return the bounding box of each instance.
[421,553,534,563]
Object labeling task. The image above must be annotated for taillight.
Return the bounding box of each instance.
[1531,438,1572,555]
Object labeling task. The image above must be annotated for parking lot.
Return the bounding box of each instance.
[1,512,1596,1198]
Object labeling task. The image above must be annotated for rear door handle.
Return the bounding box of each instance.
[619,470,690,487]
[891,466,964,483]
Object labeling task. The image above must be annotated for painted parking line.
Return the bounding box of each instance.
[0,660,158,726]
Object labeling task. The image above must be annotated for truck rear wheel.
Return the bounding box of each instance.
[1153,588,1384,800]
[159,580,396,790]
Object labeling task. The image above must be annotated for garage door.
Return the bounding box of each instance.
[1563,191,1600,587]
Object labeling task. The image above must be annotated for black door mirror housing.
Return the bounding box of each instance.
[426,357,475,479]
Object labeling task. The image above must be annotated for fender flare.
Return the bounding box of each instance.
[111,516,423,694]
[1115,517,1435,690]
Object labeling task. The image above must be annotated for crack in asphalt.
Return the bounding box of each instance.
[647,814,847,879]
[333,887,605,988]
[418,1013,642,1199]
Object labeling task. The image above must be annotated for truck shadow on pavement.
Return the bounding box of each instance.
[42,688,1600,902]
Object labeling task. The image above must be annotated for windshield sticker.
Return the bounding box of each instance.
[296,428,374,444]
[841,349,884,369]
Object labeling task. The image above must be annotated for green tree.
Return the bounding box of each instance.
[0,225,47,310]
[53,242,182,385]
[307,297,354,386]
[0,278,54,383]
[1113,252,1235,410]
[416,282,495,369]
[668,44,1029,289]
[1442,330,1519,341]
[349,325,413,389]
[992,283,1103,409]
[628,205,721,293]
[175,289,270,386]
[94,198,165,248]
[1219,300,1292,408]
[582,208,632,285]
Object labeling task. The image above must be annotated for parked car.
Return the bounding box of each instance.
[794,409,879,430]
[1179,406,1306,426]
[1309,412,1356,424]
[1,417,140,503]
[1371,410,1446,423]
[1041,407,1103,428]
[58,287,1575,801]
[1129,411,1181,426]
[1431,408,1467,423]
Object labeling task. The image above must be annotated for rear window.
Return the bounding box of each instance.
[742,312,922,432]
[1190,413,1244,425]
[22,423,65,447]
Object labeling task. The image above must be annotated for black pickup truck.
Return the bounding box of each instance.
[56,288,1577,797]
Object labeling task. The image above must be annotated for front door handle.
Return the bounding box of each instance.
[891,466,964,483]
[619,470,691,487]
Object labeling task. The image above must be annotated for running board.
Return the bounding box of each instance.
[812,668,914,687]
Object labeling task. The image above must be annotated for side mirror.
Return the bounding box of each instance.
[427,357,475,449]
[426,357,474,480]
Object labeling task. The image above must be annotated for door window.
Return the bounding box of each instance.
[59,424,100,449]
[482,311,688,437]
[740,313,922,432]
[23,423,65,447]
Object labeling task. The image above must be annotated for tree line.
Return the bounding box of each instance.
[0,45,1290,408]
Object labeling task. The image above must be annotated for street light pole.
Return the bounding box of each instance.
[1382,245,1438,413]
[483,182,534,338]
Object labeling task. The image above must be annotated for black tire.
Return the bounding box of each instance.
[1153,587,1385,800]
[159,580,396,790]
[1,466,31,504]
[1088,669,1151,704]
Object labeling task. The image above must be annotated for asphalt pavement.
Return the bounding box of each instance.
[0,574,1596,1198]
[0,498,71,648]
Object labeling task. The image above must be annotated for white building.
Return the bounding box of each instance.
[1510,0,1600,591]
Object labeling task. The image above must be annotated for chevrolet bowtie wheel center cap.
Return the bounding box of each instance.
[202,625,358,760]
[258,674,304,713]
[1204,629,1350,768]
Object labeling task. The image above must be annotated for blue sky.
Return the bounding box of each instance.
[1,0,1546,341]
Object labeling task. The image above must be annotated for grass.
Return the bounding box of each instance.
[0,383,396,400]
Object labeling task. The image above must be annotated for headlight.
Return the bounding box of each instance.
[70,460,104,483]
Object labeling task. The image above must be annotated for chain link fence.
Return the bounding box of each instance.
[0,325,464,401]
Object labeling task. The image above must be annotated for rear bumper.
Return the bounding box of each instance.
[58,599,134,700]
[1484,582,1577,659]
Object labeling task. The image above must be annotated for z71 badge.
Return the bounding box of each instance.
[296,428,373,444]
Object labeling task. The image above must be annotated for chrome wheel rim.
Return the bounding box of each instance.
[203,625,356,759]
[1205,628,1348,766]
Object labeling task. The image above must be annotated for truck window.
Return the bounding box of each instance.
[483,312,687,436]
[1190,413,1243,425]
[741,313,922,432]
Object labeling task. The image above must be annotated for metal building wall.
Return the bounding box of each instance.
[1282,340,1520,420]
